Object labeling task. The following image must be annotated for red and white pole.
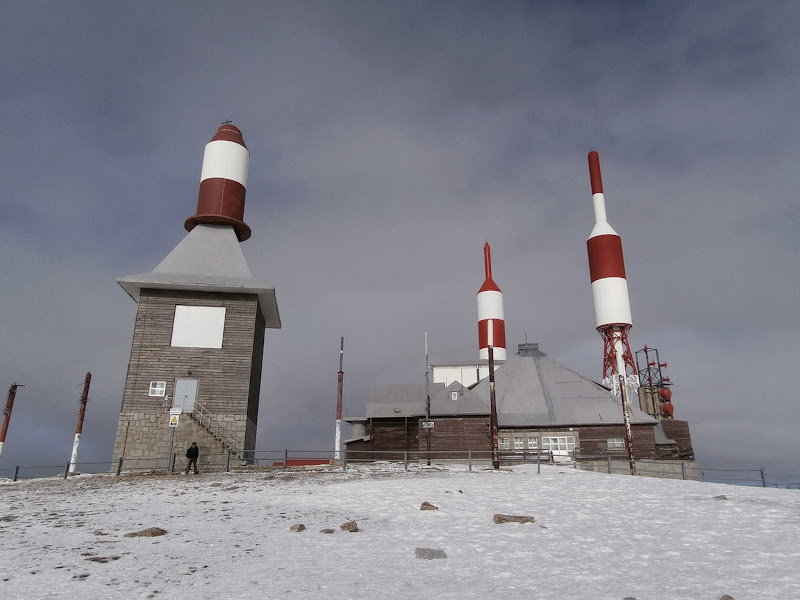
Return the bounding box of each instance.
[586,151,637,392]
[0,383,22,458]
[334,338,344,461]
[477,242,506,361]
[68,372,91,473]
[184,122,252,242]
[586,151,637,474]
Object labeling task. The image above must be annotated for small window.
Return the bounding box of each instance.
[513,437,524,451]
[450,391,458,401]
[528,437,538,449]
[149,381,167,397]
[499,437,510,450]
[607,436,625,449]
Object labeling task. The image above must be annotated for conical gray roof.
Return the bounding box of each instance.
[471,343,656,427]
[117,224,280,328]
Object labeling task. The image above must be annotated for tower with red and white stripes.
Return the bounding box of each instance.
[113,122,280,468]
[185,122,252,242]
[477,242,506,361]
[586,151,637,397]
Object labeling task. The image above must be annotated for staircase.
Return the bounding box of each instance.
[187,402,241,457]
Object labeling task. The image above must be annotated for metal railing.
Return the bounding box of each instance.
[188,401,240,455]
[1,449,798,488]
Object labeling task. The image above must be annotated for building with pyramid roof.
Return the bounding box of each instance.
[345,343,692,463]
[112,124,280,469]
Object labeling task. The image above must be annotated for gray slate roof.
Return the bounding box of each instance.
[118,224,281,328]
[367,343,656,427]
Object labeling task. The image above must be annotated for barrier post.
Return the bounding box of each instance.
[681,462,687,480]
[13,466,19,481]
[404,451,408,471]
[116,457,123,476]
[282,449,288,472]
[64,463,70,479]
[761,468,767,487]
[607,454,612,474]
[468,449,472,472]
[225,449,232,473]
[342,447,347,472]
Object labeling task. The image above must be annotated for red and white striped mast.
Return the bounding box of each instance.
[333,337,344,461]
[586,151,637,473]
[477,242,506,361]
[68,372,92,473]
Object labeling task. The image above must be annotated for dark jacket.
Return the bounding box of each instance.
[186,445,199,459]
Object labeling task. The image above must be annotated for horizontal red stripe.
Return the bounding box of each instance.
[587,235,626,281]
[478,319,506,349]
[210,124,247,148]
[197,178,246,222]
[478,278,501,293]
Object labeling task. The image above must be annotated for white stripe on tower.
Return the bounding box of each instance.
[185,122,252,242]
[587,151,632,330]
[477,242,506,361]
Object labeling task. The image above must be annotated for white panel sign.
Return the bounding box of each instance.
[169,414,180,427]
[171,305,226,348]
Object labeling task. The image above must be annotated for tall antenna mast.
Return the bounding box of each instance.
[69,372,92,473]
[425,331,431,466]
[333,337,344,461]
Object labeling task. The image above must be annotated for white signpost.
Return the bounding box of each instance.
[422,420,434,429]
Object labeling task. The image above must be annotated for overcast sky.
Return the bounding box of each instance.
[1,1,798,474]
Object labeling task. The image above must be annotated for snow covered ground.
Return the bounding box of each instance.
[1,463,797,600]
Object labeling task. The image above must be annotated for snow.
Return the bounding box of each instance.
[1,463,798,599]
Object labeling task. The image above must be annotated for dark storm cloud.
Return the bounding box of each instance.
[1,1,798,475]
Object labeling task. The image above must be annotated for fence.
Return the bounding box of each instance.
[1,450,798,488]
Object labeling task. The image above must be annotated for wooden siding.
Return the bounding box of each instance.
[113,288,266,463]
[661,420,695,459]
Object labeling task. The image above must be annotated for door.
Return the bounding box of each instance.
[173,379,198,414]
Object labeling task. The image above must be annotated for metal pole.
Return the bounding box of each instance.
[537,448,541,474]
[761,468,767,487]
[488,346,499,470]
[425,332,431,466]
[168,426,176,472]
[404,450,408,471]
[69,372,91,473]
[681,461,687,480]
[0,383,23,458]
[225,449,232,472]
[334,337,344,461]
[116,457,123,476]
[607,453,612,474]
[468,449,472,472]
[342,446,347,472]
[283,449,288,471]
[64,463,70,479]
[618,373,637,475]
[13,466,19,481]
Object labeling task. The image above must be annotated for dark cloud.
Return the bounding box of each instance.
[1,1,798,476]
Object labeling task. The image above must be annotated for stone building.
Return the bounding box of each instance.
[112,123,280,469]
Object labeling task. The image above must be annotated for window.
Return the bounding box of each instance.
[542,436,576,455]
[513,437,524,451]
[171,305,226,348]
[607,436,625,449]
[149,381,167,397]
[499,437,510,450]
[528,437,538,450]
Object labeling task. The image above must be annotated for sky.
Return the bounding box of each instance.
[1,2,799,474]
[1,463,799,599]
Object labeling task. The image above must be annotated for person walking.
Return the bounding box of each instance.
[185,441,199,475]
